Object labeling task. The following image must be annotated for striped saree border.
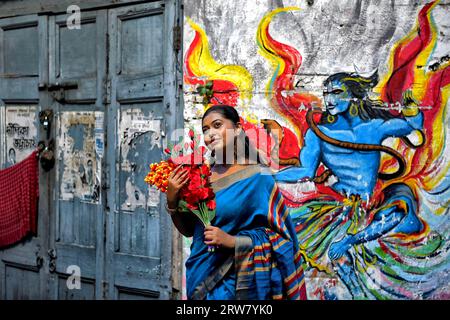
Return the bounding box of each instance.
[211,165,262,193]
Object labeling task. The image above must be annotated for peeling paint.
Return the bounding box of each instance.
[58,111,101,202]
[94,111,104,159]
[119,108,162,211]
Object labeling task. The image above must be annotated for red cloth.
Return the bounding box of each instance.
[0,150,39,247]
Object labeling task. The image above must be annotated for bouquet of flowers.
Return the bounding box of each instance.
[145,129,216,249]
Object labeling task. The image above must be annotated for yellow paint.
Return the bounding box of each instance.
[256,7,303,138]
[186,18,254,104]
[257,7,299,92]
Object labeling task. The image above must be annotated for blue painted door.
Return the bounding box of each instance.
[0,13,48,299]
[0,0,183,300]
[105,1,181,299]
[46,9,108,299]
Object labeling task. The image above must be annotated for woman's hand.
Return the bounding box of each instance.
[204,226,236,249]
[167,165,189,209]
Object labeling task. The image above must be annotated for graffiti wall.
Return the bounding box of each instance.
[183,0,450,299]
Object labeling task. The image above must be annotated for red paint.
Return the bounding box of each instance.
[381,1,436,104]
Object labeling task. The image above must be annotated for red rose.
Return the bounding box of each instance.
[189,170,201,186]
[196,187,210,201]
[186,202,198,211]
[199,164,211,177]
[207,199,216,210]
[207,187,215,200]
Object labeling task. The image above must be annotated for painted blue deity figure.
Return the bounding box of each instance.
[273,72,439,299]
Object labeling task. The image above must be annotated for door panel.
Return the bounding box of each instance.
[48,10,107,300]
[57,110,101,232]
[58,276,95,300]
[5,264,41,299]
[106,1,175,300]
[115,8,164,103]
[3,25,38,75]
[118,12,164,75]
[0,16,39,102]
[0,14,47,300]
[49,15,104,104]
[58,22,97,79]
[117,105,162,258]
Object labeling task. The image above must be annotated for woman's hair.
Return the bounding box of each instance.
[202,104,241,125]
[202,105,264,164]
[322,71,395,123]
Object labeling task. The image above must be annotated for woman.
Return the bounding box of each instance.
[166,105,307,300]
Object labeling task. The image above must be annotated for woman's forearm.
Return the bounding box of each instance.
[169,205,196,237]
[166,192,195,237]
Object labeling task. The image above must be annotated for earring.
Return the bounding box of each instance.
[233,135,238,161]
[208,150,216,166]
[349,103,359,117]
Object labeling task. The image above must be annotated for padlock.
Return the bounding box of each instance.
[39,109,54,140]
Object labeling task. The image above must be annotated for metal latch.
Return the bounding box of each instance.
[38,81,79,102]
[173,26,182,51]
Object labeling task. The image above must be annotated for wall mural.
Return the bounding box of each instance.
[183,1,449,299]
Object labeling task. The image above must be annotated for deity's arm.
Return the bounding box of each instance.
[379,90,424,137]
[379,111,423,138]
[274,129,321,182]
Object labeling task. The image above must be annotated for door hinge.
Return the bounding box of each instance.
[102,280,109,299]
[173,25,182,51]
[48,248,57,273]
[102,78,111,105]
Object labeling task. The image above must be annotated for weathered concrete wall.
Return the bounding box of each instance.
[183,0,450,299]
[184,0,450,123]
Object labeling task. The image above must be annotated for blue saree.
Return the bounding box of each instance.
[185,165,307,300]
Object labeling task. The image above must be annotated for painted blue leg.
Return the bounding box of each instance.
[333,252,366,299]
[325,183,423,299]
[329,207,405,260]
[329,183,422,261]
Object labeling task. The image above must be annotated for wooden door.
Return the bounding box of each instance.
[105,0,182,300]
[46,9,108,299]
[0,14,48,299]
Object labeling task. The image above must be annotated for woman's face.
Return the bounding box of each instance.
[202,112,240,154]
[323,79,353,115]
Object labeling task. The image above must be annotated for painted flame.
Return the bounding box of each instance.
[184,18,254,110]
[256,7,322,146]
[376,0,450,206]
